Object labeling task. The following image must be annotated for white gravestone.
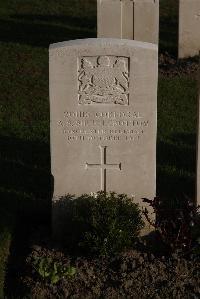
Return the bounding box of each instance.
[179,0,200,58]
[97,0,159,44]
[49,38,158,235]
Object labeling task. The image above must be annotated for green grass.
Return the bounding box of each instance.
[157,77,197,201]
[0,1,96,296]
[0,0,198,296]
[160,0,179,55]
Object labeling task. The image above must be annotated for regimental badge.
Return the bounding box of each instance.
[78,56,129,105]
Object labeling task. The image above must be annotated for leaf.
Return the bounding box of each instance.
[51,273,60,284]
[53,262,58,272]
[65,266,76,277]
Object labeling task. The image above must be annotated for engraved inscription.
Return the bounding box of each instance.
[85,145,121,192]
[58,110,149,143]
[78,56,129,105]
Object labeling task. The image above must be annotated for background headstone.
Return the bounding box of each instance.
[49,38,158,235]
[97,0,159,44]
[179,0,200,58]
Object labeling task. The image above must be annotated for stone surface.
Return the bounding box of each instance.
[179,0,200,58]
[49,38,158,235]
[97,0,159,44]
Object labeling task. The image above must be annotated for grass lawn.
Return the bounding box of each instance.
[0,0,198,297]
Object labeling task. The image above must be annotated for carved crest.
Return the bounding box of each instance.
[78,56,129,105]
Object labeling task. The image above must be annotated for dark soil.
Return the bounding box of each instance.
[21,242,200,299]
[159,53,199,78]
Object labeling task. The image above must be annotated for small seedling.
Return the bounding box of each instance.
[33,256,76,285]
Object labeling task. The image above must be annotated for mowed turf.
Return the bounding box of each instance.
[0,0,198,296]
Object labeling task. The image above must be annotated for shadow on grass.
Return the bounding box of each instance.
[12,14,96,30]
[157,132,196,205]
[0,130,196,297]
[0,135,51,200]
[159,0,179,56]
[0,14,96,48]
[0,135,52,298]
[0,7,178,55]
[0,0,181,55]
[1,130,196,226]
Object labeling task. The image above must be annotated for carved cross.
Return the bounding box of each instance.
[85,145,121,192]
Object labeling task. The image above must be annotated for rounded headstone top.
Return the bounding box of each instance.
[49,38,158,52]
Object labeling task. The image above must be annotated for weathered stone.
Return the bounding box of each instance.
[49,38,158,235]
[179,0,200,58]
[97,0,159,44]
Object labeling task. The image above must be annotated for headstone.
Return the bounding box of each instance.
[49,38,158,235]
[97,0,159,44]
[179,0,200,58]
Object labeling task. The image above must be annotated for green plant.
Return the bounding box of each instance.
[33,256,76,285]
[59,191,144,256]
[142,196,200,253]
